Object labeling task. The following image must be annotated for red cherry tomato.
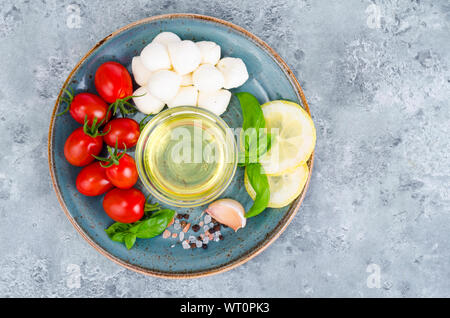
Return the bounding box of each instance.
[64,127,103,166]
[95,61,133,103]
[103,118,140,149]
[104,154,138,189]
[76,162,114,196]
[103,188,145,223]
[69,93,111,125]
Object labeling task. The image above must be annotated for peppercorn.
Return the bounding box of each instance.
[192,224,200,232]
[202,244,208,249]
[219,235,224,241]
[190,243,197,249]
[183,214,189,219]
[213,224,221,232]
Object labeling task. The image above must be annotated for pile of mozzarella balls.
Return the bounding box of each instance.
[132,32,249,116]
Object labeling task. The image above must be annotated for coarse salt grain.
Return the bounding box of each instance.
[189,236,196,243]
[203,225,210,232]
[179,231,185,241]
[199,221,204,226]
[196,240,203,248]
[183,223,191,232]
[174,223,181,230]
[182,241,190,249]
[162,230,171,239]
[204,215,212,224]
[202,236,209,244]
[175,219,180,224]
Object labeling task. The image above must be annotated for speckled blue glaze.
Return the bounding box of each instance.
[50,16,305,276]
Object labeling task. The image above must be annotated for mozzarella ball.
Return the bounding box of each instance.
[131,56,152,86]
[140,42,171,72]
[147,70,181,103]
[167,86,198,108]
[217,57,249,89]
[152,32,181,47]
[196,41,221,65]
[197,89,231,116]
[193,64,225,93]
[168,40,201,75]
[132,86,165,114]
[180,73,193,86]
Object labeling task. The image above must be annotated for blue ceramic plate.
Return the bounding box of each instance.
[48,14,314,278]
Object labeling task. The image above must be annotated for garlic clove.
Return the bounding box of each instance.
[205,199,246,232]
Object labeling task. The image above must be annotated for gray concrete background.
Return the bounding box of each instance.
[0,0,449,297]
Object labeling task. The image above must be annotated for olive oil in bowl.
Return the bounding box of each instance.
[135,107,237,207]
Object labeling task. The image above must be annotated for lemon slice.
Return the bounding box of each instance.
[259,101,316,175]
[244,163,309,208]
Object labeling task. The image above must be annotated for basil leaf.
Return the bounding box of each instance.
[235,92,271,217]
[128,222,142,234]
[136,209,176,239]
[124,233,136,250]
[236,92,266,131]
[104,207,174,250]
[236,92,271,165]
[105,222,131,239]
[238,132,274,165]
[245,163,270,218]
[111,232,127,243]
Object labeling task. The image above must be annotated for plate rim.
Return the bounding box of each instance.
[48,13,315,279]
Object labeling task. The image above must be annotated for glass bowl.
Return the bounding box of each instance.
[135,106,237,208]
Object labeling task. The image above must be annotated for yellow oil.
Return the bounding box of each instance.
[143,114,232,199]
